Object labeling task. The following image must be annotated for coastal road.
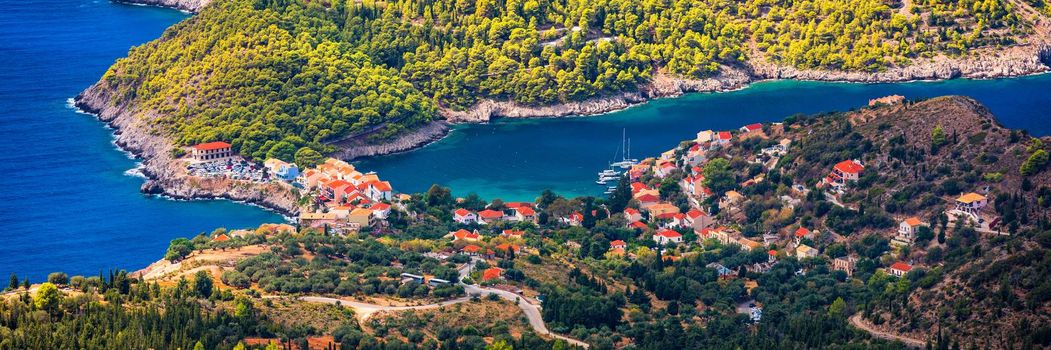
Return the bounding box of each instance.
[296,258,589,349]
[849,313,926,348]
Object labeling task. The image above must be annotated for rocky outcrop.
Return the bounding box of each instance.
[330,121,451,160]
[74,82,300,217]
[113,0,209,12]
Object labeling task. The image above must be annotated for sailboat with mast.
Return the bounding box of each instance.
[610,128,638,169]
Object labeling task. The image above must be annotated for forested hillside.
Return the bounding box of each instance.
[94,0,1042,163]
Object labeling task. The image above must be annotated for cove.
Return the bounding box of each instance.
[356,74,1051,201]
[0,0,285,281]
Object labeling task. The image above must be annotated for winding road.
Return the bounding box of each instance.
[849,313,926,348]
[297,258,589,348]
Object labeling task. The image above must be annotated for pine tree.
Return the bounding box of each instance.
[8,273,17,291]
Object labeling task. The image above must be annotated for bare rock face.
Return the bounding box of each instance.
[331,121,450,160]
[114,0,210,12]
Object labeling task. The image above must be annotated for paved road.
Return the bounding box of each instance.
[849,313,926,348]
[298,258,589,348]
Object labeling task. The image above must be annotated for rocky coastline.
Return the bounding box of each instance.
[112,0,209,12]
[444,44,1051,121]
[329,121,451,160]
[74,82,301,218]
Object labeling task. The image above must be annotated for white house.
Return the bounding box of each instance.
[453,209,477,224]
[653,229,684,245]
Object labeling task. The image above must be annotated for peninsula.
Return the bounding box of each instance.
[75,0,1051,208]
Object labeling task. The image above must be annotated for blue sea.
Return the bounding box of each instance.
[359,76,1051,201]
[0,0,284,282]
[1,0,1050,281]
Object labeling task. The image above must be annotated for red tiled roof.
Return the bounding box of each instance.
[656,229,682,238]
[686,209,705,219]
[904,217,922,226]
[833,160,864,174]
[629,221,648,229]
[610,240,627,247]
[717,131,732,140]
[743,123,762,131]
[454,208,471,217]
[462,245,480,253]
[212,234,230,242]
[502,229,524,237]
[478,209,504,219]
[768,250,777,256]
[327,180,352,190]
[637,194,659,202]
[890,262,913,272]
[482,267,503,281]
[371,203,390,211]
[515,207,536,216]
[624,208,640,216]
[453,229,478,240]
[371,181,392,192]
[496,243,520,252]
[192,141,231,151]
[795,227,810,238]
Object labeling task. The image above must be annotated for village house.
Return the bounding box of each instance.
[495,243,521,254]
[477,209,504,224]
[714,131,732,146]
[887,261,913,277]
[561,212,584,226]
[794,227,812,243]
[796,244,818,259]
[366,181,393,201]
[628,221,649,230]
[739,123,764,138]
[461,244,481,256]
[190,141,233,161]
[263,158,299,181]
[636,193,661,209]
[299,212,340,229]
[450,229,480,242]
[453,208,477,224]
[610,240,627,250]
[719,191,744,211]
[347,207,372,229]
[647,202,680,217]
[696,130,714,144]
[501,229,525,239]
[482,267,504,282]
[512,206,538,223]
[685,209,713,229]
[683,144,706,166]
[653,229,684,245]
[654,160,677,178]
[623,208,643,222]
[737,237,762,252]
[832,256,858,276]
[369,203,391,220]
[953,192,988,222]
[893,217,925,246]
[823,159,864,192]
[658,212,688,229]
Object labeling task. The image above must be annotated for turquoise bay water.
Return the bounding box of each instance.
[1,0,1049,281]
[358,75,1051,201]
[0,0,284,281]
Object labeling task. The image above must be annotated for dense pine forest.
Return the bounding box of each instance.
[96,0,1036,163]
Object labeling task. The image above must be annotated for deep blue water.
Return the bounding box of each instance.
[0,0,284,282]
[1,0,1050,282]
[358,75,1051,201]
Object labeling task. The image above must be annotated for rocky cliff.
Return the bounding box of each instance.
[75,82,301,217]
[330,121,451,160]
[114,0,210,12]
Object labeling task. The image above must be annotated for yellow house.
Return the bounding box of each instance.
[796,244,818,259]
[348,208,373,228]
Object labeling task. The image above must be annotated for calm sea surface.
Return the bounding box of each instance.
[358,75,1051,201]
[2,0,1050,280]
[0,0,284,281]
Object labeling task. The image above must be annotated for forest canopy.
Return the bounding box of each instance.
[100,0,1032,162]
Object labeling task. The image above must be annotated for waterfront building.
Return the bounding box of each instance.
[190,141,232,161]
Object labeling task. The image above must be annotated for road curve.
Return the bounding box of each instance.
[296,258,590,348]
[849,313,926,348]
